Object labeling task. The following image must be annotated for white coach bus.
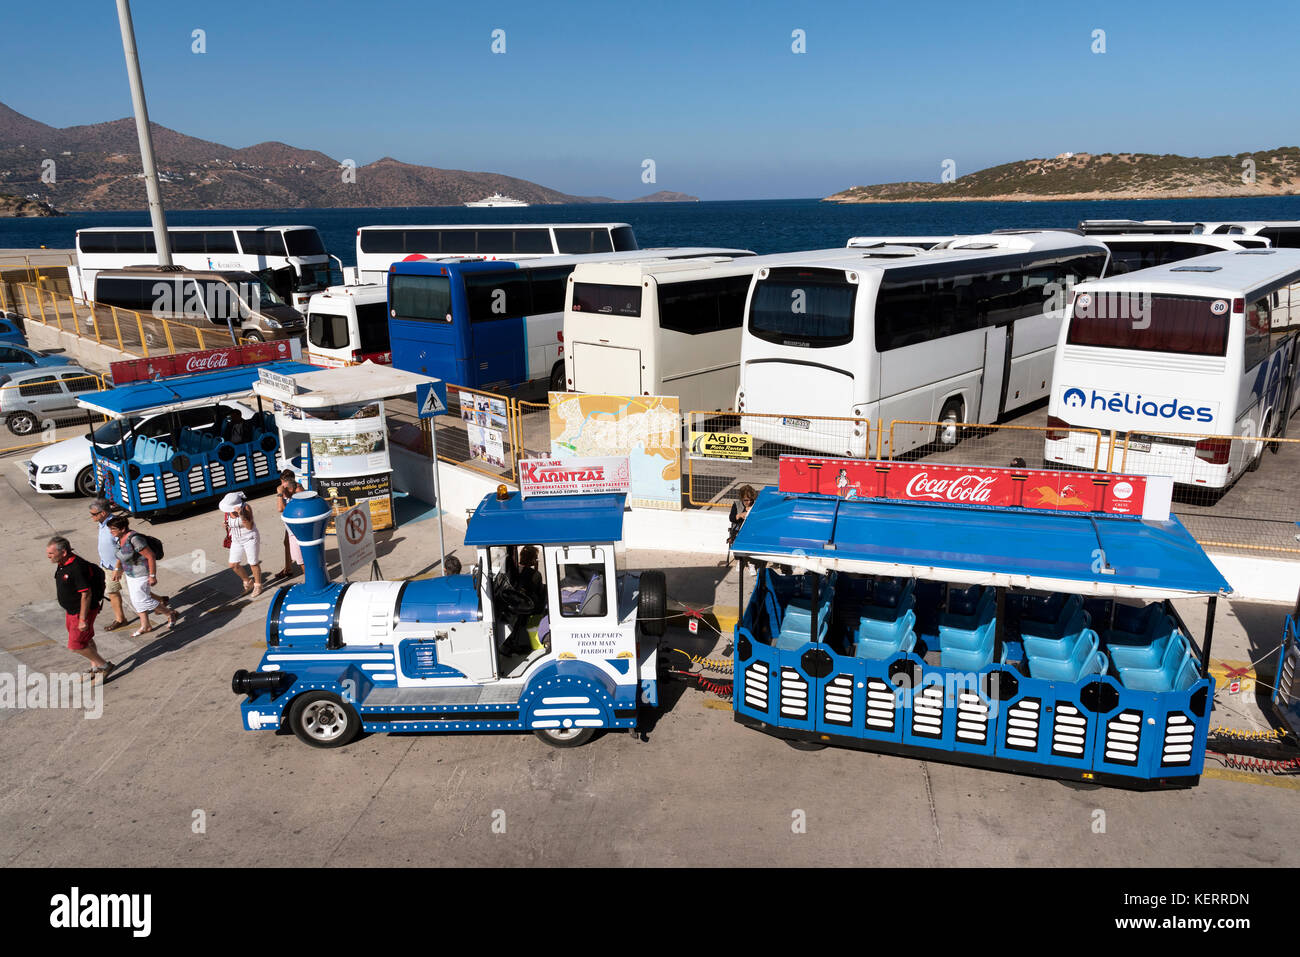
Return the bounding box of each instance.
[736,231,1110,456]
[71,225,338,312]
[354,223,638,283]
[1100,233,1271,274]
[1045,248,1300,489]
[562,249,881,412]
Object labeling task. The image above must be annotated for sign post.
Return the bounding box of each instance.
[415,379,450,570]
[336,502,377,582]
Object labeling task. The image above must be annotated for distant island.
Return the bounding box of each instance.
[826,148,1300,203]
[623,190,699,203]
[0,101,695,211]
[0,193,60,217]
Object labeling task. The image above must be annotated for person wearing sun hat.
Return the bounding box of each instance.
[219,491,264,597]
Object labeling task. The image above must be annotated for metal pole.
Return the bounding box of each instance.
[115,0,171,267]
[1200,595,1217,674]
[430,419,447,570]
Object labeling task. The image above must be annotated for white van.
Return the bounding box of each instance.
[305,284,391,367]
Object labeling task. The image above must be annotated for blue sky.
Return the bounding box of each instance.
[3,0,1298,200]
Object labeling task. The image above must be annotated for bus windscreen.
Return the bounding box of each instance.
[1066,293,1228,356]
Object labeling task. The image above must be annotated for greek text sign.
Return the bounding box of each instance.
[519,457,631,498]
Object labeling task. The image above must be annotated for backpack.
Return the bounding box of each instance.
[130,531,165,561]
[78,556,106,605]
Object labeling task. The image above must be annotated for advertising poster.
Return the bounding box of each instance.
[689,430,754,462]
[461,391,509,469]
[322,472,394,531]
[309,417,388,477]
[777,456,1158,517]
[548,393,681,510]
[519,456,631,498]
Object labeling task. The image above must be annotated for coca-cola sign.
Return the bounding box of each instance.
[110,341,291,385]
[778,456,1156,518]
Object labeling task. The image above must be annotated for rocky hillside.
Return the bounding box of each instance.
[0,102,666,210]
[827,148,1300,202]
[624,190,699,203]
[0,193,60,216]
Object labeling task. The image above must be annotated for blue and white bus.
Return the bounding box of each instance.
[386,248,751,391]
[1046,248,1300,488]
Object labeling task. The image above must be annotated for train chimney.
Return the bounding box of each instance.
[282,491,333,593]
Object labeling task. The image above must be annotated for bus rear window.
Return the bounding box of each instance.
[611,226,638,252]
[572,283,641,317]
[748,278,855,347]
[1067,293,1228,356]
[390,275,452,323]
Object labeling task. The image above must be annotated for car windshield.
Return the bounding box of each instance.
[91,416,141,445]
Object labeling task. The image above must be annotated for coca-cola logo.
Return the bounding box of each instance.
[903,471,997,503]
[184,352,234,373]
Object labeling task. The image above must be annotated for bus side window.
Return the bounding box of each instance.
[1245,296,1271,370]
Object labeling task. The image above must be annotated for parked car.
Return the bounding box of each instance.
[0,365,100,436]
[25,399,254,495]
[0,343,73,378]
[0,312,27,346]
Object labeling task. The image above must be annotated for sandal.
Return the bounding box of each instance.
[242,579,255,594]
[167,611,180,627]
[90,662,116,679]
[251,582,263,597]
[131,627,153,638]
[104,619,129,632]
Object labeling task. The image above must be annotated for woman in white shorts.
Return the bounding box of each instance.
[220,492,263,597]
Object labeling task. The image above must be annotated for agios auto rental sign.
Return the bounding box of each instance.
[778,456,1165,518]
[519,456,631,499]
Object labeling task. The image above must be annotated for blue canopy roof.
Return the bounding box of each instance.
[731,489,1232,599]
[79,361,317,417]
[465,492,626,547]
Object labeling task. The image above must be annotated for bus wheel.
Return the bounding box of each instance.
[638,570,668,637]
[549,362,565,393]
[1248,416,1271,471]
[935,400,963,449]
[243,331,264,343]
[288,691,360,748]
[534,726,595,749]
[75,466,97,497]
[785,739,828,752]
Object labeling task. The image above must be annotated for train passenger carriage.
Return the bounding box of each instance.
[728,468,1232,789]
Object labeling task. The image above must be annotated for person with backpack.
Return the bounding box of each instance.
[106,515,179,637]
[47,536,114,678]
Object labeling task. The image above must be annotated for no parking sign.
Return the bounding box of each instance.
[337,503,376,581]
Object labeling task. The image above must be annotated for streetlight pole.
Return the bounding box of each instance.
[115,0,171,266]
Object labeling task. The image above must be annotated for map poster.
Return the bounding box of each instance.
[321,472,394,531]
[548,393,681,510]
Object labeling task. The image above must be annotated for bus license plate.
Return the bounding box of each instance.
[782,417,811,430]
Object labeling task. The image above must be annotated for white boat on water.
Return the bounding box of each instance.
[465,193,528,208]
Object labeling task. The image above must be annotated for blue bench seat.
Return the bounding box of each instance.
[1115,631,1197,692]
[1027,629,1108,682]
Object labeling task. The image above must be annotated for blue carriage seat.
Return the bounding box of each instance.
[1115,631,1195,693]
[1105,608,1180,671]
[132,436,174,465]
[1022,606,1092,661]
[1109,602,1167,640]
[1027,629,1108,682]
[855,609,918,660]
[779,572,836,634]
[939,615,996,670]
[1019,594,1087,641]
[939,586,995,644]
[857,577,917,635]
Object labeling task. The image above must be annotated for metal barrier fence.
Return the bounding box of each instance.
[16,283,245,357]
[0,371,110,463]
[686,411,870,508]
[431,385,520,483]
[679,411,1300,555]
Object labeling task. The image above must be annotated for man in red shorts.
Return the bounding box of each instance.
[47,536,115,679]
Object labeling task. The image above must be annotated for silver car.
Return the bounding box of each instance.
[0,365,101,436]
